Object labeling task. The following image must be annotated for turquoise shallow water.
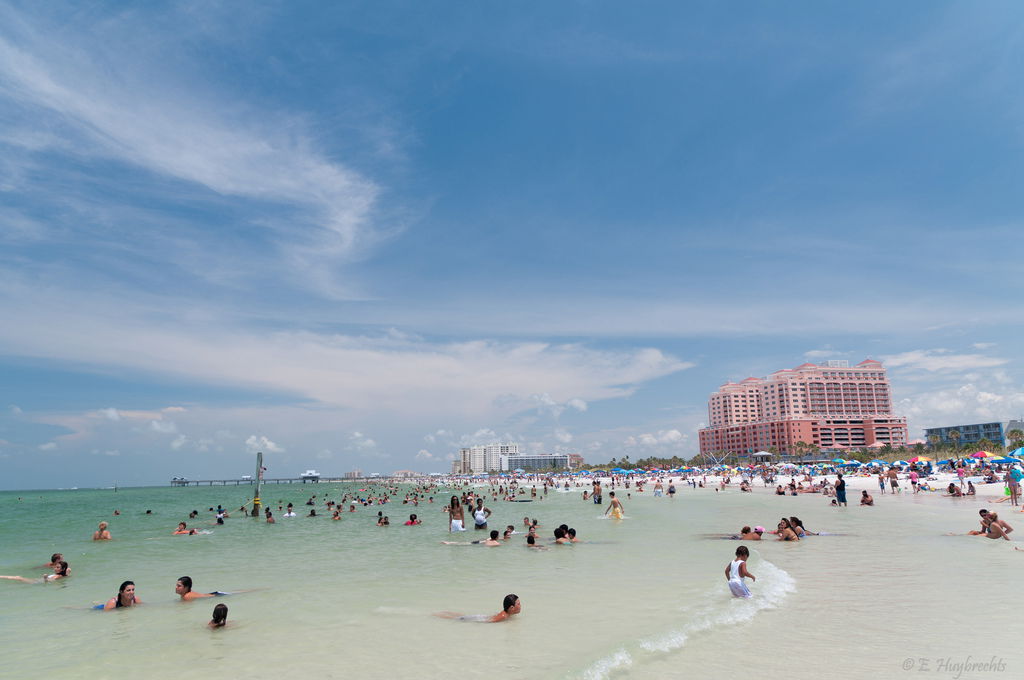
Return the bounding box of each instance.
[0,481,1019,679]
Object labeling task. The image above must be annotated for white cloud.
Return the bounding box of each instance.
[150,419,178,434]
[38,441,56,450]
[170,435,187,450]
[626,429,686,448]
[881,349,1008,372]
[9,404,22,415]
[245,434,283,454]
[0,14,382,293]
[898,383,1024,431]
[972,342,996,350]
[0,284,693,426]
[804,348,846,359]
[415,449,434,460]
[554,429,573,444]
[567,398,588,413]
[101,408,121,421]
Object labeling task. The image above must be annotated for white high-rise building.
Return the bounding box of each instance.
[457,443,519,473]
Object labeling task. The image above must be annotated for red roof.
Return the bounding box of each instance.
[857,359,882,366]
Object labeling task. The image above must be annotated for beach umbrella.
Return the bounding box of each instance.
[1008,447,1024,458]
[908,456,932,463]
[1004,457,1023,463]
[894,460,909,466]
[972,451,997,458]
[831,457,846,463]
[869,459,887,465]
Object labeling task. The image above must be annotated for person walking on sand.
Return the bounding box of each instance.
[725,545,755,598]
[1008,465,1022,507]
[605,491,624,520]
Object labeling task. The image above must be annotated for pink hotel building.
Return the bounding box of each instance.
[698,359,908,458]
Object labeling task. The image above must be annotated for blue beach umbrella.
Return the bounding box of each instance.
[894,460,909,466]
[832,458,846,464]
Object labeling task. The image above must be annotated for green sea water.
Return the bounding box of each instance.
[0,480,1019,679]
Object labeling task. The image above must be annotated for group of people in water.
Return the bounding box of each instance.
[98,577,229,627]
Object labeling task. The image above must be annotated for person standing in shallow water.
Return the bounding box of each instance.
[93,521,112,540]
[725,546,755,598]
[449,496,465,532]
[605,491,624,520]
[834,473,847,507]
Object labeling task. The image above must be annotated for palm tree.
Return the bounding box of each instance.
[1007,429,1024,452]
[793,441,808,463]
[947,430,961,459]
[927,434,941,451]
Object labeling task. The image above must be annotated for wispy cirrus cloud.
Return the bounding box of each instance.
[0,5,384,296]
[880,349,1008,373]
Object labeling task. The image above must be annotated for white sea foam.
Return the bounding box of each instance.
[585,557,796,676]
[581,649,632,680]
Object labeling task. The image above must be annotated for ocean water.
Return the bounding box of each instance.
[0,480,1018,679]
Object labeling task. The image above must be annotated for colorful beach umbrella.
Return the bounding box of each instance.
[972,451,997,458]
[908,456,932,463]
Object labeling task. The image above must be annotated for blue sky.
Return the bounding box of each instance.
[2,1,1023,488]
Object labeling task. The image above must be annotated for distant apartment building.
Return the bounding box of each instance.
[454,443,520,474]
[506,453,573,471]
[344,469,362,479]
[698,359,908,458]
[924,422,1005,448]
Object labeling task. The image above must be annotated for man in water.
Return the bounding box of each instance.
[592,480,603,504]
[860,490,874,506]
[834,473,847,507]
[175,576,223,601]
[442,529,502,546]
[604,491,624,519]
[435,594,522,622]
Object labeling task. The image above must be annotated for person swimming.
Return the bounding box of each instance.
[0,561,69,584]
[104,580,141,609]
[435,594,521,622]
[442,529,501,546]
[176,576,229,601]
[209,603,228,628]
